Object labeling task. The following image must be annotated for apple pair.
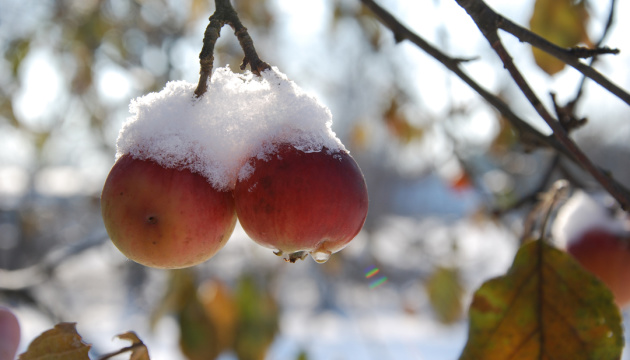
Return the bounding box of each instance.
[101,143,368,268]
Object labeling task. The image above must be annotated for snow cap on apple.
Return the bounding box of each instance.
[117,66,344,191]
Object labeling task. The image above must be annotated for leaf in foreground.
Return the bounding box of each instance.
[460,239,623,360]
[19,322,91,360]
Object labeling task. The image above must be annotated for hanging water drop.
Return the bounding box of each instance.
[310,249,332,263]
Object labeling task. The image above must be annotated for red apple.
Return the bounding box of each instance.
[101,154,237,269]
[567,228,630,307]
[553,190,630,307]
[0,306,20,360]
[234,144,368,263]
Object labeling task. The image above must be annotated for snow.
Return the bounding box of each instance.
[116,66,344,191]
[551,190,628,247]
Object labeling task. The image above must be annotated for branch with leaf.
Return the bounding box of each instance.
[357,1,629,358]
[360,0,630,210]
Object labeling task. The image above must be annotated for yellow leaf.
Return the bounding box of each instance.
[459,240,623,360]
[349,122,370,150]
[199,279,238,353]
[383,99,424,144]
[116,332,150,360]
[425,267,464,324]
[18,323,91,360]
[529,0,591,75]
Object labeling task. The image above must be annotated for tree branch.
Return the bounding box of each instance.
[570,0,618,109]
[455,0,630,107]
[455,0,630,210]
[360,0,630,210]
[359,0,570,156]
[194,0,270,98]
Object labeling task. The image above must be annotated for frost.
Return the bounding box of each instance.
[116,66,344,191]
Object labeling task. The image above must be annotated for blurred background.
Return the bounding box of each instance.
[1,0,630,359]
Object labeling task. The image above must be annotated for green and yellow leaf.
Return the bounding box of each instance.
[460,240,623,360]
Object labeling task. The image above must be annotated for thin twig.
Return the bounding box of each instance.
[359,0,572,159]
[194,0,270,98]
[360,0,630,209]
[521,179,570,243]
[455,0,630,210]
[492,154,560,216]
[455,0,630,107]
[570,0,618,108]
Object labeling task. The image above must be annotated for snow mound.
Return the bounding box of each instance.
[116,66,344,191]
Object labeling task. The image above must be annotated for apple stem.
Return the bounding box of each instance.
[194,0,271,98]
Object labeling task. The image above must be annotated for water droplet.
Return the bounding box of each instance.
[310,250,332,263]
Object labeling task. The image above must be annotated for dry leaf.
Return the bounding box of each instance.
[383,99,424,144]
[459,240,623,360]
[18,323,91,360]
[116,332,150,360]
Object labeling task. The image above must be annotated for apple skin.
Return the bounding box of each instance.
[234,144,368,262]
[101,154,237,269]
[0,306,20,360]
[567,228,630,307]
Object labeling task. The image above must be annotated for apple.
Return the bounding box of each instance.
[0,306,20,360]
[566,228,630,307]
[553,191,630,307]
[101,154,237,269]
[234,143,368,263]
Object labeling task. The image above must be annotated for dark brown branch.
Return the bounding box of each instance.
[232,18,270,75]
[360,0,630,210]
[550,93,587,133]
[455,0,630,107]
[455,0,630,210]
[194,17,222,98]
[359,0,573,158]
[570,0,618,108]
[567,46,618,59]
[194,0,270,98]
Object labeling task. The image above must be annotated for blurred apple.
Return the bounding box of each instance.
[101,154,237,269]
[234,143,368,263]
[566,228,630,306]
[0,306,20,360]
[552,190,630,307]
